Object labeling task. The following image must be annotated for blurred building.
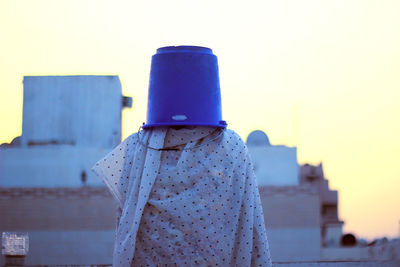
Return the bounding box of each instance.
[247,130,321,261]
[246,130,399,263]
[0,76,131,265]
[299,163,343,247]
[247,130,298,186]
[0,75,132,187]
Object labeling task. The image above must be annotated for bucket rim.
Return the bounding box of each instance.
[142,120,227,129]
[156,46,213,55]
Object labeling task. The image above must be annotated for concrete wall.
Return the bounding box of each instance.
[323,222,344,247]
[0,146,109,187]
[21,76,122,148]
[1,186,321,265]
[248,146,299,186]
[0,75,130,188]
[0,188,117,230]
[321,247,369,261]
[0,187,117,265]
[1,187,398,266]
[267,228,322,262]
[0,231,114,266]
[259,186,321,262]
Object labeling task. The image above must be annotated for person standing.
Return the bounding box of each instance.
[92,46,273,267]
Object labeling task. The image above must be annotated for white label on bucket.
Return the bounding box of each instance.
[172,115,187,121]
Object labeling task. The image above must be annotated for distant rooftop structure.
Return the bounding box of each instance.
[0,75,132,187]
[20,75,131,148]
[247,129,352,262]
[247,130,271,146]
[246,130,299,186]
[300,163,344,248]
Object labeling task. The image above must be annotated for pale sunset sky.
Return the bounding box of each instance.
[1,0,399,240]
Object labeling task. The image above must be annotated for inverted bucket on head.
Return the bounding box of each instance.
[143,46,227,129]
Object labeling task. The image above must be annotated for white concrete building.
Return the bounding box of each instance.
[0,75,132,187]
[247,130,347,262]
[246,130,320,261]
[246,130,299,186]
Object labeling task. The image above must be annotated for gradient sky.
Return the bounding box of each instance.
[1,0,399,240]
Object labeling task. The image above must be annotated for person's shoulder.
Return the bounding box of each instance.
[124,132,139,143]
[111,132,139,153]
[223,128,246,146]
[218,128,251,173]
[219,128,248,158]
[122,132,140,144]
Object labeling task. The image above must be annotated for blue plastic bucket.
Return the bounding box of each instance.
[143,46,227,129]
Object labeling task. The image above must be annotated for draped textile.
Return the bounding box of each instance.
[92,127,272,267]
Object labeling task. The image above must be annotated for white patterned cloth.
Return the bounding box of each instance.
[92,127,272,267]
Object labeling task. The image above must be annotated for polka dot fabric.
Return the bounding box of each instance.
[92,127,272,267]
